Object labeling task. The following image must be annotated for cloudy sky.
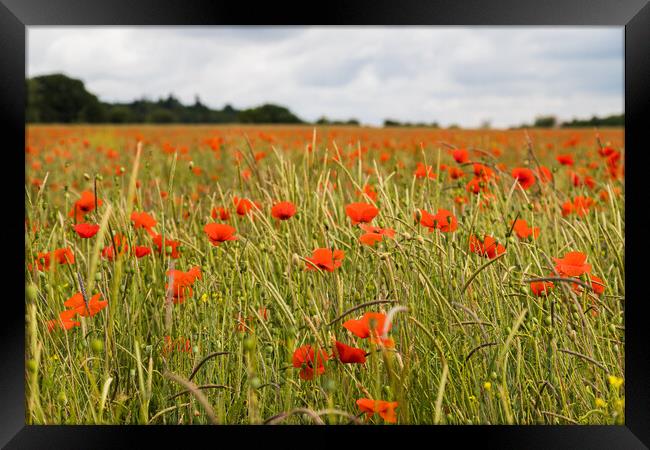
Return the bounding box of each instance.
[27,27,623,128]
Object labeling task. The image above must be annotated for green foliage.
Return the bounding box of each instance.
[238,104,303,124]
[384,119,440,128]
[27,74,105,123]
[26,74,304,124]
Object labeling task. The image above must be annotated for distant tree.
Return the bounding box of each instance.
[107,105,135,123]
[148,108,176,123]
[533,116,557,128]
[238,104,303,124]
[383,119,401,127]
[561,114,623,128]
[26,73,105,123]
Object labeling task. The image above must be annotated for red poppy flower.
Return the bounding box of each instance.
[133,246,151,258]
[434,209,458,232]
[166,266,202,304]
[452,148,469,164]
[233,196,259,216]
[359,233,384,246]
[64,292,108,317]
[305,248,345,272]
[466,177,489,195]
[152,234,181,258]
[47,309,81,332]
[530,279,554,296]
[53,247,75,265]
[473,163,494,179]
[414,162,437,179]
[292,345,328,380]
[102,235,129,260]
[271,201,297,220]
[358,224,395,246]
[131,211,157,236]
[211,206,231,221]
[556,154,574,166]
[512,168,536,190]
[343,312,394,347]
[588,274,606,295]
[356,398,399,423]
[512,219,540,240]
[553,251,591,277]
[345,202,379,225]
[203,223,237,246]
[469,235,505,259]
[358,184,378,202]
[334,341,366,364]
[448,166,465,180]
[68,191,102,222]
[74,223,100,238]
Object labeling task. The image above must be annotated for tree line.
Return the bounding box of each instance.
[26,74,305,125]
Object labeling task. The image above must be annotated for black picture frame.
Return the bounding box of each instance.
[2,0,649,447]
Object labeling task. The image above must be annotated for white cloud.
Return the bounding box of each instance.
[27,26,623,127]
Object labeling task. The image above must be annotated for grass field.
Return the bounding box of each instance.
[25,125,625,425]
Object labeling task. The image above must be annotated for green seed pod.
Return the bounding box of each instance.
[91,339,104,354]
[250,377,261,389]
[27,359,38,373]
[95,272,102,282]
[130,368,136,377]
[96,174,103,181]
[490,371,498,381]
[264,345,274,354]
[57,391,67,403]
[243,337,255,352]
[544,316,552,326]
[382,385,391,396]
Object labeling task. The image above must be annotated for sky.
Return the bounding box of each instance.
[27,27,623,128]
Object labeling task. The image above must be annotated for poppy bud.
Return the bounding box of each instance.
[91,339,104,354]
[57,391,67,403]
[130,368,136,377]
[84,173,91,180]
[250,377,261,389]
[189,161,194,170]
[95,272,102,281]
[413,209,422,223]
[96,174,103,181]
[243,337,255,352]
[120,167,125,174]
[291,253,301,266]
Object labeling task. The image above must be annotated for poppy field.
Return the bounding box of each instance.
[25,125,625,425]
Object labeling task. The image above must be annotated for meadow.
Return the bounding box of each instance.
[25,125,625,425]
